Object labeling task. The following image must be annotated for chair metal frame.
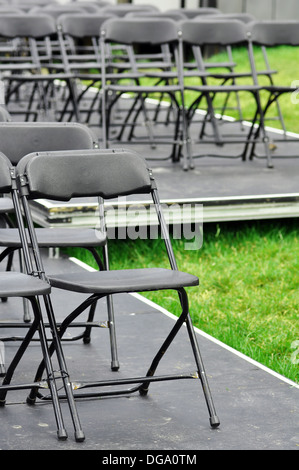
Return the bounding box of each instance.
[0,13,80,122]
[179,18,274,168]
[0,151,83,442]
[55,13,115,124]
[0,121,119,372]
[16,147,220,434]
[244,20,299,163]
[100,17,192,170]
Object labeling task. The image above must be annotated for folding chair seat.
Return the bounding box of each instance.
[179,19,272,168]
[0,121,119,371]
[100,17,192,170]
[245,20,299,163]
[0,151,83,442]
[0,14,81,122]
[16,147,220,437]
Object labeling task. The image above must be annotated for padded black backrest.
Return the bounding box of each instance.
[248,21,299,46]
[0,14,56,38]
[179,19,247,46]
[0,122,96,165]
[0,151,13,194]
[102,17,179,45]
[58,14,115,38]
[18,149,152,201]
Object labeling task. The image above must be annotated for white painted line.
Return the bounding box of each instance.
[69,257,299,390]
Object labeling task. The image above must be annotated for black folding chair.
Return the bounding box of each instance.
[0,122,119,371]
[16,147,220,431]
[179,19,273,168]
[245,20,299,163]
[0,150,83,441]
[0,14,81,122]
[100,17,192,170]
[55,13,114,124]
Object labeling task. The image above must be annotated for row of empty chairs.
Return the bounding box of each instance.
[0,7,296,169]
[0,2,297,444]
[0,119,220,441]
[0,2,221,443]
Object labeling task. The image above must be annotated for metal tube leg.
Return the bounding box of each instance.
[42,295,85,442]
[34,304,68,441]
[106,295,119,371]
[185,313,220,428]
[0,297,68,440]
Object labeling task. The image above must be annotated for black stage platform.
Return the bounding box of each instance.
[28,110,299,227]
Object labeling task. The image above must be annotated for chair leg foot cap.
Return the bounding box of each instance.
[111,361,120,371]
[58,429,68,441]
[75,430,85,442]
[26,396,36,406]
[210,415,220,428]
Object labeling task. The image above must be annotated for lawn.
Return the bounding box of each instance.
[185,45,299,134]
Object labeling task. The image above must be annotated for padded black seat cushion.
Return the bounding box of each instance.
[49,268,199,294]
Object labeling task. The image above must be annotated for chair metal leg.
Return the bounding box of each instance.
[41,295,85,442]
[0,296,68,440]
[139,288,220,428]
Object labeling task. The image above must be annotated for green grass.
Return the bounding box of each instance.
[185,45,299,133]
[66,218,299,384]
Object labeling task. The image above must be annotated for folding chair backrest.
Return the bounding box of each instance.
[17,149,152,201]
[0,7,25,15]
[102,17,179,45]
[67,2,103,14]
[0,152,13,194]
[248,21,299,46]
[0,122,96,165]
[58,13,115,38]
[179,19,247,46]
[126,11,187,21]
[0,14,56,38]
[30,6,85,19]
[100,5,160,17]
[196,13,256,24]
[166,8,221,18]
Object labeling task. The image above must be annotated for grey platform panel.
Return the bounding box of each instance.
[0,255,297,451]
[29,128,299,227]
[7,92,299,225]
